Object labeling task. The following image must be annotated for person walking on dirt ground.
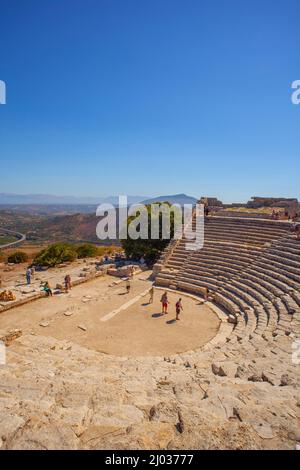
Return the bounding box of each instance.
[64,274,72,293]
[176,298,183,320]
[149,286,154,303]
[126,278,131,294]
[160,291,169,314]
[26,267,31,285]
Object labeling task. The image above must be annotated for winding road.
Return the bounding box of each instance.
[0,228,26,249]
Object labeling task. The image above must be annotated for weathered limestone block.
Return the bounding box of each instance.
[0,329,22,346]
[227,315,237,324]
[9,421,79,450]
[0,413,25,445]
[211,361,237,378]
[91,404,144,428]
[251,422,274,440]
[149,401,179,423]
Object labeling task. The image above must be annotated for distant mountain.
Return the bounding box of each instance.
[0,204,100,215]
[141,193,197,206]
[0,193,148,206]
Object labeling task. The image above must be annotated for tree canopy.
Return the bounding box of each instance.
[121,203,182,264]
[7,251,29,264]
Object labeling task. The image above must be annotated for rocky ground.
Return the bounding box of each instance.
[0,331,299,450]
[0,257,115,310]
[0,270,299,450]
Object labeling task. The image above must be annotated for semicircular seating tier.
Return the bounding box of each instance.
[155,214,300,362]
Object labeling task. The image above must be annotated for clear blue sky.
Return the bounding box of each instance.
[0,0,299,203]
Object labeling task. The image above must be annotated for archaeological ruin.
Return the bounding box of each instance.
[0,198,299,450]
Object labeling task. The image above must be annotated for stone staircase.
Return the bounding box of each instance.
[155,214,300,349]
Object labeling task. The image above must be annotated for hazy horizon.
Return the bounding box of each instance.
[0,191,298,206]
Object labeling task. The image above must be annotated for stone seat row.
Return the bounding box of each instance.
[155,218,299,344]
[174,268,294,335]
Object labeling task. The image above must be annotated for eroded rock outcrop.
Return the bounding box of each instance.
[0,334,298,450]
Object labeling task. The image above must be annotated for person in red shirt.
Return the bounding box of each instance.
[160,292,169,314]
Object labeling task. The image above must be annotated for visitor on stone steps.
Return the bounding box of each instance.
[126,278,131,293]
[42,281,52,297]
[204,287,209,301]
[160,291,169,314]
[176,298,183,321]
[26,267,31,285]
[149,286,154,303]
[64,274,71,293]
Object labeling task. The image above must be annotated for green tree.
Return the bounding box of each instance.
[121,203,182,264]
[76,243,98,259]
[7,251,29,264]
[33,243,78,267]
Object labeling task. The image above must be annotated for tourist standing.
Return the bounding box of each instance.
[64,274,72,293]
[26,267,31,285]
[126,278,131,294]
[160,292,169,314]
[149,286,154,304]
[176,298,183,321]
